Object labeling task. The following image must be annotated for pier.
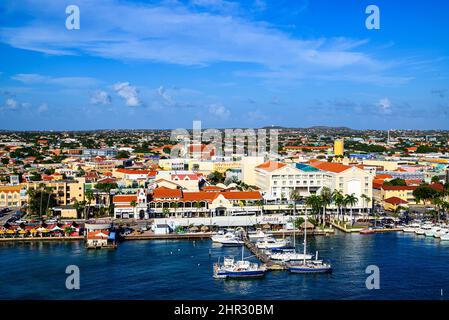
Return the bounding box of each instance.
[242,234,287,270]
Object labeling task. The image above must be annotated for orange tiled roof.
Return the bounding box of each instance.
[309,161,351,173]
[113,195,137,203]
[255,161,286,172]
[375,174,393,180]
[152,187,182,199]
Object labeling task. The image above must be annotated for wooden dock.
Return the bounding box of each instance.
[0,236,84,242]
[242,235,287,270]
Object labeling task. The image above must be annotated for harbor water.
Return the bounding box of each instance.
[1,231,449,300]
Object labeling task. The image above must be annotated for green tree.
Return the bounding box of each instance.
[207,171,225,184]
[344,193,358,226]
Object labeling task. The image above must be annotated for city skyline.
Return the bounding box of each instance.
[1,0,449,130]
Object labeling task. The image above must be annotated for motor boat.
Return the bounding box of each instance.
[270,252,313,262]
[402,223,421,233]
[360,228,375,234]
[256,237,289,249]
[424,226,441,237]
[211,231,235,243]
[220,237,244,246]
[440,233,449,241]
[213,247,267,279]
[248,230,267,241]
[415,224,433,235]
[434,228,449,238]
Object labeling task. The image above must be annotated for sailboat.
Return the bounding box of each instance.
[269,226,312,262]
[213,246,267,279]
[288,212,332,274]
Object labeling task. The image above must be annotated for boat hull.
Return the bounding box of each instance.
[217,270,266,278]
[288,266,332,274]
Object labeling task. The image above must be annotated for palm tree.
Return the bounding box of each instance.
[361,194,371,223]
[172,202,180,217]
[255,199,264,216]
[85,189,95,217]
[344,194,358,226]
[320,187,332,225]
[162,207,170,218]
[289,190,301,215]
[306,195,322,221]
[332,190,344,222]
[431,197,443,223]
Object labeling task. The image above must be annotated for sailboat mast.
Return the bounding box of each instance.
[303,211,307,263]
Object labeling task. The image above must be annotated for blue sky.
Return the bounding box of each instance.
[0,0,449,130]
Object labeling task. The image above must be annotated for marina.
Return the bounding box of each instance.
[2,231,449,300]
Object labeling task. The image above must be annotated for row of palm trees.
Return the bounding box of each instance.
[290,187,372,226]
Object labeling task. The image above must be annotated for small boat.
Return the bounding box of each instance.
[402,223,421,233]
[360,228,375,234]
[288,259,333,274]
[256,237,289,249]
[213,247,267,279]
[211,230,235,243]
[248,230,267,241]
[415,224,432,235]
[270,252,313,262]
[424,226,440,237]
[220,238,244,246]
[434,228,448,238]
[440,233,449,241]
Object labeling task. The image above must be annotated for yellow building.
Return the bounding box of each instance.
[334,139,344,156]
[0,185,26,208]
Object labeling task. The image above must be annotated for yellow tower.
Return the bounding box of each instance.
[334,139,344,156]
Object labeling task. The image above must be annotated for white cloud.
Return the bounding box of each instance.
[113,82,141,107]
[37,102,48,113]
[5,98,18,109]
[12,73,99,87]
[0,0,392,85]
[157,86,174,106]
[208,104,230,119]
[378,98,392,114]
[90,90,112,105]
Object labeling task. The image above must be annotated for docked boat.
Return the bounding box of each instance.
[434,228,448,238]
[360,228,375,234]
[424,226,440,237]
[248,230,267,241]
[415,224,432,235]
[211,230,235,243]
[287,212,331,274]
[402,223,421,233]
[440,233,449,241]
[270,252,313,262]
[220,237,244,246]
[288,258,332,274]
[256,237,289,249]
[213,247,267,279]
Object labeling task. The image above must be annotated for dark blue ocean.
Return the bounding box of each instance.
[1,231,449,300]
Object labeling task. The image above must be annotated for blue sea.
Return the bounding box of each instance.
[1,231,449,300]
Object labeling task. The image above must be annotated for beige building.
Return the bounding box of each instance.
[241,156,265,186]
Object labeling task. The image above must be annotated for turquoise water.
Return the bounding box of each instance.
[1,231,449,300]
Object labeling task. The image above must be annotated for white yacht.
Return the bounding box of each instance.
[402,223,421,233]
[415,224,433,235]
[211,230,235,243]
[270,252,313,262]
[440,233,449,241]
[424,226,440,237]
[248,230,267,241]
[434,227,449,238]
[256,237,289,249]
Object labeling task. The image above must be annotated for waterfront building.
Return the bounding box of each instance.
[309,161,374,209]
[255,160,328,201]
[148,187,263,218]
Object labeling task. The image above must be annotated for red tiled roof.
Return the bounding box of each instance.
[384,197,408,205]
[113,195,137,203]
[375,174,393,180]
[381,185,416,191]
[116,168,150,175]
